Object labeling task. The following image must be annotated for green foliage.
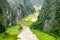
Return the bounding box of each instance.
[31,29,56,40]
[31,20,43,30]
[31,0,60,37]
[0,6,6,33]
[6,25,20,35]
[51,0,60,37]
[0,24,6,33]
[0,25,21,40]
[0,33,17,40]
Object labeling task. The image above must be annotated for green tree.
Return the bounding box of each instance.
[0,0,10,33]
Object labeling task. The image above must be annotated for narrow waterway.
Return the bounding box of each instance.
[17,24,38,40]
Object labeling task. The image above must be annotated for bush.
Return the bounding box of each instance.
[0,24,6,33]
[31,20,43,30]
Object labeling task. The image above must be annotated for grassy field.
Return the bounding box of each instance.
[6,25,20,35]
[22,13,39,21]
[31,29,56,40]
[18,13,39,26]
[0,25,21,40]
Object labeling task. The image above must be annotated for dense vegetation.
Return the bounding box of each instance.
[0,0,60,40]
[31,0,60,38]
[0,0,9,33]
[0,0,35,33]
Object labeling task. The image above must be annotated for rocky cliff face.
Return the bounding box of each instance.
[37,0,60,36]
[0,0,42,33]
[0,0,35,26]
[38,0,56,32]
[0,0,42,26]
